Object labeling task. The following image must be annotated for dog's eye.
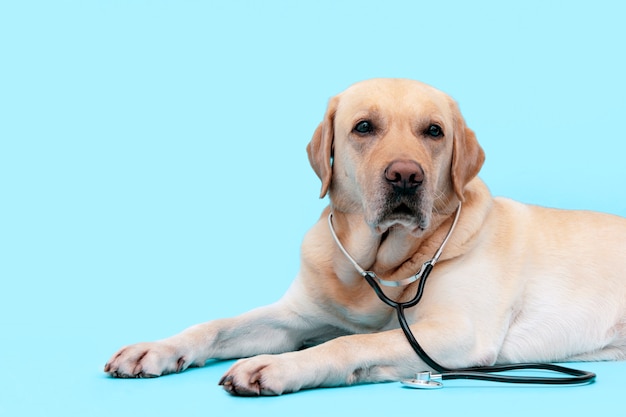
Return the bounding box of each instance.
[425,124,443,138]
[354,120,374,135]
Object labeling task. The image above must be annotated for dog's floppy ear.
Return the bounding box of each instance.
[306,96,338,198]
[450,103,485,201]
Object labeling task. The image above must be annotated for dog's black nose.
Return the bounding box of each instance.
[384,160,424,193]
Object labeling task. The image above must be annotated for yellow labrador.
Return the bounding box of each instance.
[105,78,626,395]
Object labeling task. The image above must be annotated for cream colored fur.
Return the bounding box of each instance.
[105,79,626,395]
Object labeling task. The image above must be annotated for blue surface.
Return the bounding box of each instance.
[1,1,626,416]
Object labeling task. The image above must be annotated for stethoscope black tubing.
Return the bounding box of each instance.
[439,363,596,384]
[363,268,597,385]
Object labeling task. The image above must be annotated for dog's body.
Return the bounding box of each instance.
[105,79,626,395]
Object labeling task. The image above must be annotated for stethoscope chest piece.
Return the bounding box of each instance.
[401,372,444,389]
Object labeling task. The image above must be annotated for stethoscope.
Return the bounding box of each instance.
[328,203,596,389]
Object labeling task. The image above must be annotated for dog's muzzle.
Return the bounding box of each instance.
[370,160,429,233]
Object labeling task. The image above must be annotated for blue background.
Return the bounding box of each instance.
[1,1,625,415]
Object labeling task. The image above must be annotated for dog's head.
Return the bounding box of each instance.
[307,78,484,236]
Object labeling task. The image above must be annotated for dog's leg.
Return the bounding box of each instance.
[218,330,419,395]
[104,300,326,378]
[218,315,484,396]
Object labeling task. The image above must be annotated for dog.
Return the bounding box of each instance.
[105,78,626,395]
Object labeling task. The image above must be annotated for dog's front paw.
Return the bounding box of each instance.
[104,342,189,378]
[219,354,303,396]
